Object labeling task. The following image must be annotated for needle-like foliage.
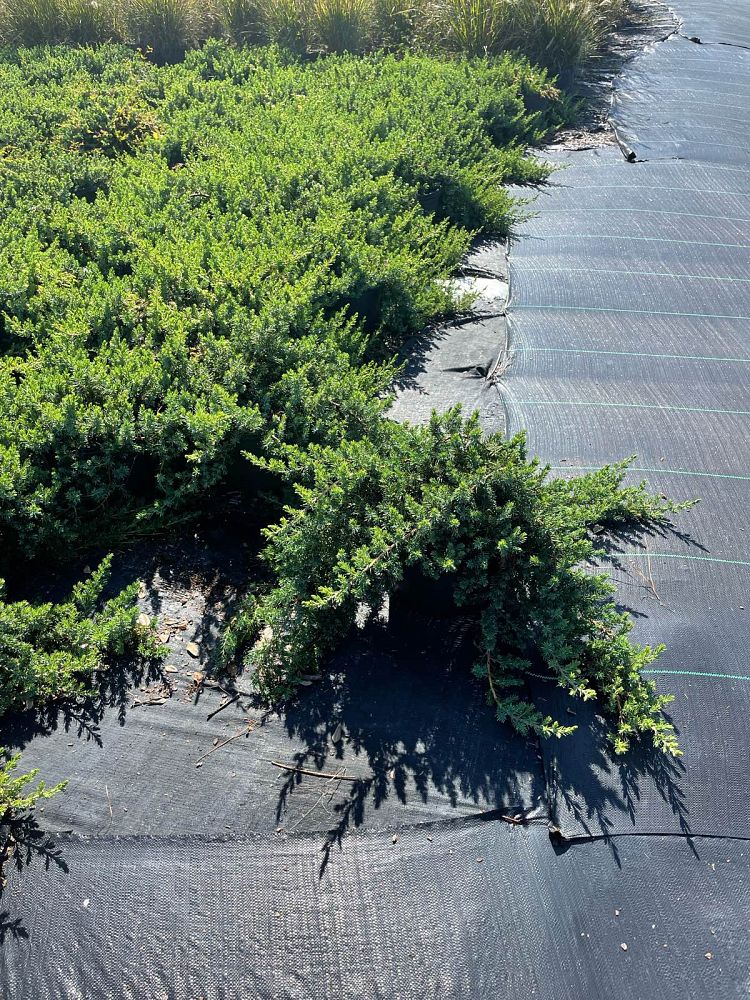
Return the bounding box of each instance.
[0,40,689,774]
[0,557,161,715]
[0,749,67,821]
[232,411,691,756]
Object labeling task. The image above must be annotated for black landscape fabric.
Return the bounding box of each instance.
[2,826,748,1000]
[2,1,750,997]
[0,596,547,839]
[504,0,750,841]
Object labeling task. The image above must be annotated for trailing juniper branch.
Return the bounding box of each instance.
[0,556,162,716]
[227,409,694,756]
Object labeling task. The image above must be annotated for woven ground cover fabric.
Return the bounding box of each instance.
[2,825,748,1000]
[389,242,508,429]
[0,597,546,839]
[612,42,750,166]
[3,2,750,996]
[665,0,750,47]
[504,0,750,839]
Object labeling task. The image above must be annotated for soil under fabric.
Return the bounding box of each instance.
[2,1,750,997]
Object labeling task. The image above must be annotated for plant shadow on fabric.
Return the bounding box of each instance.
[0,532,248,787]
[0,811,68,943]
[264,509,707,874]
[534,518,710,859]
[3,644,162,756]
[265,614,685,875]
[266,612,546,875]
[541,698,691,862]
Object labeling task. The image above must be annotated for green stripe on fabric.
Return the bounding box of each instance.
[543,207,750,225]
[644,669,750,682]
[511,304,750,321]
[655,110,750,127]
[570,184,750,196]
[514,347,750,364]
[514,400,750,417]
[618,553,750,568]
[675,121,750,135]
[510,265,750,284]
[651,101,750,116]
[541,234,750,249]
[640,139,750,151]
[550,465,750,483]
[623,163,750,174]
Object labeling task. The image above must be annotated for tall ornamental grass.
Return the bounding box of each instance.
[421,0,628,71]
[510,0,628,71]
[214,0,266,43]
[421,0,507,57]
[0,0,68,45]
[122,0,208,63]
[0,0,630,70]
[64,0,118,44]
[312,0,374,53]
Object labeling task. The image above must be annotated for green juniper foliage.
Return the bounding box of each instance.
[0,43,559,565]
[0,555,158,814]
[231,410,691,756]
[0,748,67,820]
[0,556,161,715]
[0,42,689,763]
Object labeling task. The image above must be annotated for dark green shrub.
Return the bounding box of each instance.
[235,410,689,755]
[0,556,161,714]
[0,44,560,561]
